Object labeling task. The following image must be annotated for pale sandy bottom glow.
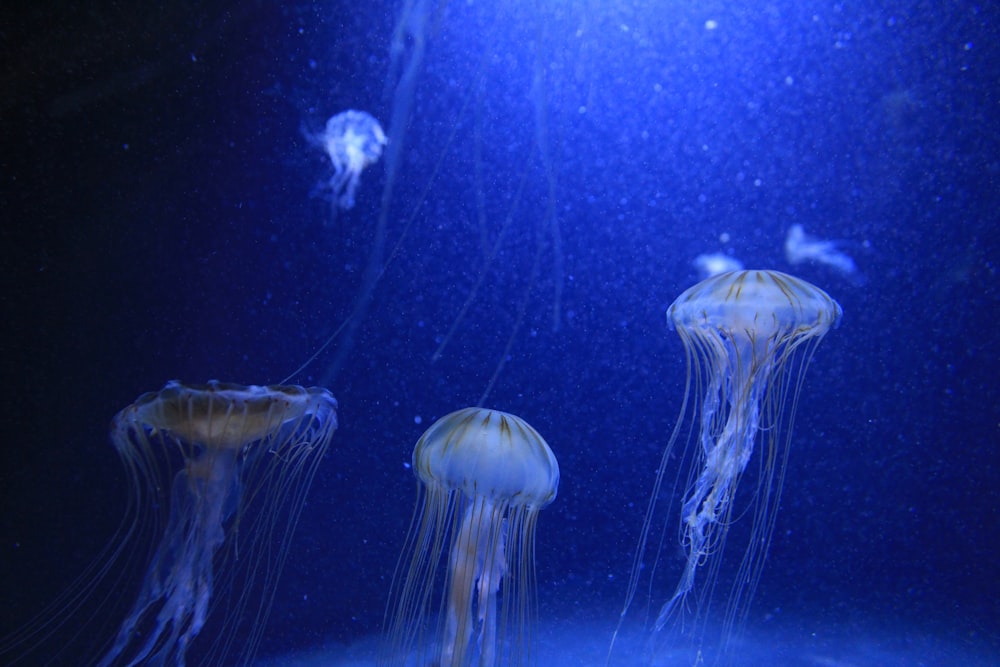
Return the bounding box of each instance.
[258,611,993,667]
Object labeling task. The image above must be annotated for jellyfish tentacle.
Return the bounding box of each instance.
[656,370,766,630]
[98,449,237,667]
[441,496,509,667]
[339,171,361,209]
[477,516,507,667]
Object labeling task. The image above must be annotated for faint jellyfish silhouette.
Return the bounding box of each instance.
[693,252,744,280]
[611,270,841,662]
[785,224,858,277]
[382,407,559,666]
[96,381,338,667]
[315,109,387,211]
[290,109,388,387]
[296,3,565,404]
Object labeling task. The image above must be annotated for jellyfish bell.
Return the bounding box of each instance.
[120,380,313,447]
[612,270,841,661]
[414,408,559,507]
[1,380,338,667]
[383,407,559,667]
[670,268,842,342]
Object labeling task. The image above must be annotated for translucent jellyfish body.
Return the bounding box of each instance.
[785,223,858,276]
[613,270,841,661]
[693,252,744,279]
[317,109,387,210]
[659,270,841,622]
[99,380,338,666]
[383,407,559,667]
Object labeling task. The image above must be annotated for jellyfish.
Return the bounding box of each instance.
[0,381,338,665]
[297,3,567,402]
[66,380,337,667]
[611,270,841,659]
[315,109,387,211]
[693,252,744,280]
[784,223,858,277]
[382,407,559,667]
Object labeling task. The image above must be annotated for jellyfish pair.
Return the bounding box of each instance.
[316,109,387,211]
[46,381,338,667]
[612,270,841,659]
[382,407,559,667]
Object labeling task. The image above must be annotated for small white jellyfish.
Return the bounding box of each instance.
[316,109,387,210]
[694,252,744,279]
[785,224,858,276]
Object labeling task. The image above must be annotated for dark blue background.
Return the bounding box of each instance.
[1,0,997,663]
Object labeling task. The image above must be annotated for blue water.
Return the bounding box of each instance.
[0,1,997,665]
